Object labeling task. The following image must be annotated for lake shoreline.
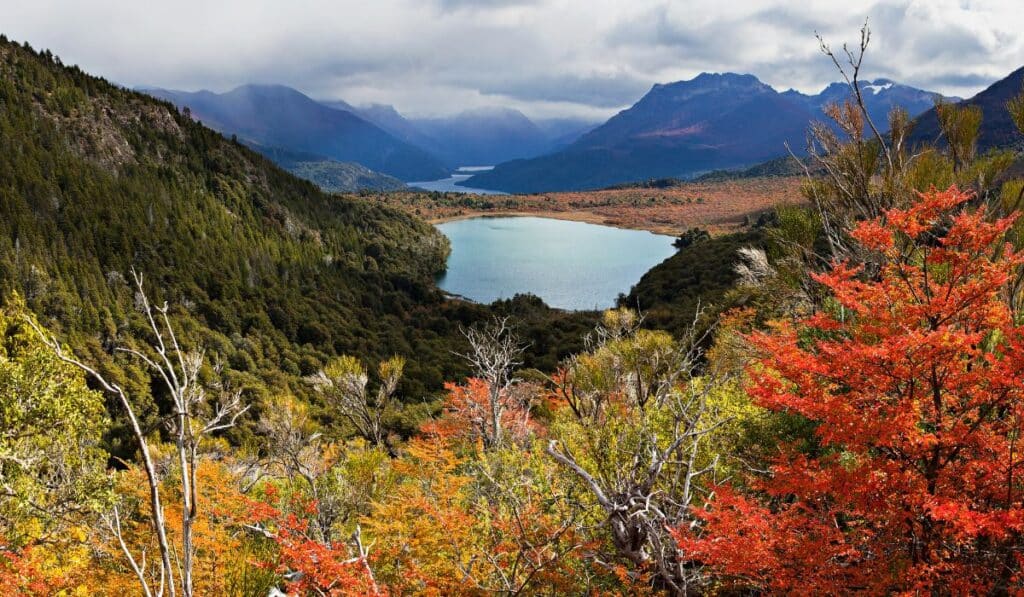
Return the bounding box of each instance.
[428,210,681,237]
[373,175,805,238]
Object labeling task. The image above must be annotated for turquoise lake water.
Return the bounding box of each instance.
[410,166,508,195]
[435,216,677,311]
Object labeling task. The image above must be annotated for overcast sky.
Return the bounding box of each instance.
[4,0,1022,119]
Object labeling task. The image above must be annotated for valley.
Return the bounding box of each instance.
[380,174,805,235]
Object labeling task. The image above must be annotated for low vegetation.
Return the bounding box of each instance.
[376,175,804,235]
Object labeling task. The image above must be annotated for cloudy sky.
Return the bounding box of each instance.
[4,0,1023,119]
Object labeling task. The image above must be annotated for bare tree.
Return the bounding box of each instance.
[456,317,526,449]
[546,313,731,595]
[255,397,342,543]
[817,22,894,173]
[787,21,912,265]
[311,355,404,453]
[32,269,247,597]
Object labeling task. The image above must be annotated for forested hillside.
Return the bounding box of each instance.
[0,37,495,442]
[0,35,609,453]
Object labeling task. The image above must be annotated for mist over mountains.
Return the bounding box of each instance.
[146,85,599,189]
[145,85,449,182]
[145,66,1024,195]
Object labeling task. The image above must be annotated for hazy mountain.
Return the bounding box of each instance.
[534,117,600,150]
[467,73,952,193]
[411,107,557,166]
[321,101,438,151]
[321,100,592,168]
[908,66,1024,152]
[144,85,449,181]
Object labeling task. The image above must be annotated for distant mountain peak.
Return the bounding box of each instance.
[228,83,307,96]
[654,72,770,92]
[467,73,955,193]
[458,105,527,117]
[863,80,895,95]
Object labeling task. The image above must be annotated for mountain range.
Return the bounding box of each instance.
[322,100,596,168]
[782,78,956,133]
[466,73,954,193]
[145,68,1021,196]
[147,86,599,188]
[145,84,449,181]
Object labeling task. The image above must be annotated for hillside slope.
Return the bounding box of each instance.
[908,66,1024,152]
[247,142,407,192]
[0,37,479,437]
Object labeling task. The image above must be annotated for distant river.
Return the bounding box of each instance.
[436,216,676,311]
[410,166,508,195]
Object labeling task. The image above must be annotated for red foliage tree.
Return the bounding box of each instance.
[421,378,536,447]
[679,187,1024,593]
[248,489,384,596]
[0,543,64,596]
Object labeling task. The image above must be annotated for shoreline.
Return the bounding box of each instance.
[427,209,685,237]
[383,175,806,238]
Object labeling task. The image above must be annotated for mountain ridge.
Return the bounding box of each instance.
[466,72,954,193]
[145,84,449,181]
[908,66,1024,152]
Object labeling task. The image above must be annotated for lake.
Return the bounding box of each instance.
[410,166,508,195]
[436,216,677,311]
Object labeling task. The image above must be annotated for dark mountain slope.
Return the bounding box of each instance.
[908,66,1024,152]
[146,85,449,181]
[245,142,407,192]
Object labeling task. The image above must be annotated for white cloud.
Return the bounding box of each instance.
[2,0,1022,118]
